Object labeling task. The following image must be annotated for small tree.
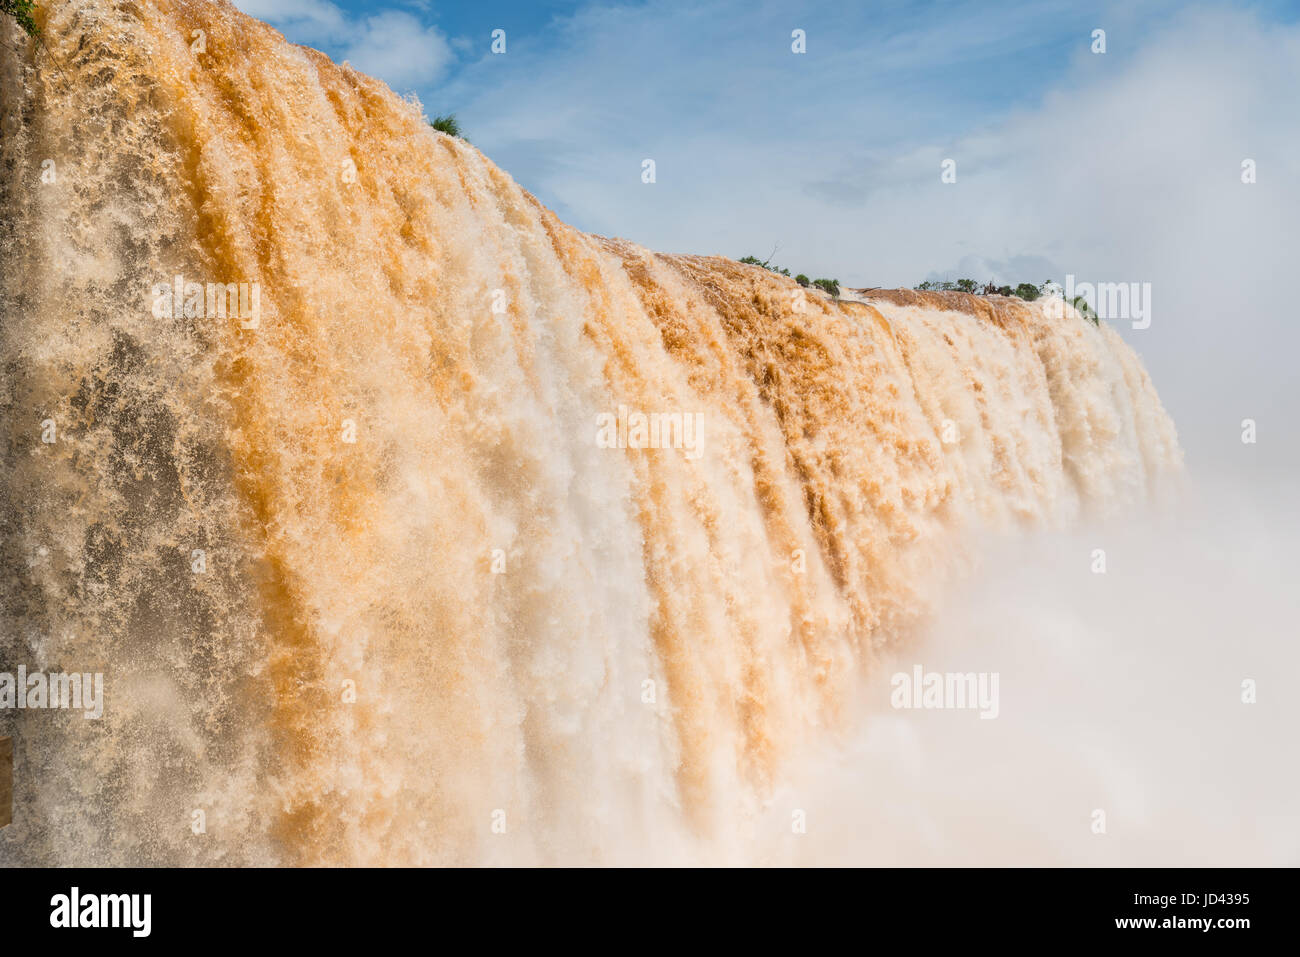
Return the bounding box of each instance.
[955,278,978,293]
[1014,283,1040,301]
[1,0,40,37]
[795,274,810,287]
[812,278,840,298]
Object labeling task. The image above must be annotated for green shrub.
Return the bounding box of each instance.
[739,255,790,276]
[955,278,978,293]
[430,114,464,139]
[812,278,840,297]
[795,274,810,287]
[1070,295,1099,325]
[1013,282,1040,301]
[1,0,39,37]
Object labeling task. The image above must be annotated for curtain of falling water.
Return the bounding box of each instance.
[0,0,1181,866]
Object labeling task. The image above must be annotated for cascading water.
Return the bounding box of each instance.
[0,0,1180,866]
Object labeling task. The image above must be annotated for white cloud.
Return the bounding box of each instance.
[343,11,454,90]
[234,0,348,45]
[234,2,453,91]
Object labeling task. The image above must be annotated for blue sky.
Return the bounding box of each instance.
[234,0,1300,472]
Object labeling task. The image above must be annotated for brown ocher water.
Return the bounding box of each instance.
[0,0,1180,865]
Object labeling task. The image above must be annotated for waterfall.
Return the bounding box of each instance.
[0,0,1180,865]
